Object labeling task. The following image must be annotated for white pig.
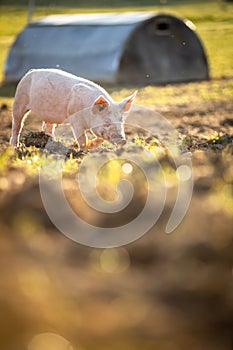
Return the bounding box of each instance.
[10,68,137,149]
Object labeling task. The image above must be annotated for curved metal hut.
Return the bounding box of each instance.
[4,12,209,85]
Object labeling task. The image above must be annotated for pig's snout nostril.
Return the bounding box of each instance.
[113,138,126,146]
[110,133,126,146]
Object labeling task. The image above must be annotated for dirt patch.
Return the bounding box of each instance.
[158,100,233,146]
[1,99,232,151]
[18,131,85,159]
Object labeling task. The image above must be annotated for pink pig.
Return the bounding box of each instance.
[10,68,137,149]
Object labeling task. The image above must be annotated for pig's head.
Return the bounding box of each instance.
[90,91,137,146]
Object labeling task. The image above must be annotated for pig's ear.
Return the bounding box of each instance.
[92,95,109,114]
[120,90,138,113]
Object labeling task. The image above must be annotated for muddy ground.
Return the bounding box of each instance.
[0,98,232,350]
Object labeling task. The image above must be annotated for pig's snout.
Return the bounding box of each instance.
[110,135,126,146]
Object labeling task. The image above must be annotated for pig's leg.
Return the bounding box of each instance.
[42,122,56,139]
[86,137,104,149]
[70,123,87,150]
[10,95,30,147]
[84,129,103,149]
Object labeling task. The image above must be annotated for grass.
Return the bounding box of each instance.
[110,78,233,106]
[0,1,233,84]
[0,1,233,111]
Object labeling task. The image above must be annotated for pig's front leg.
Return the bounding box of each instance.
[70,122,88,150]
[42,122,56,139]
[86,137,104,149]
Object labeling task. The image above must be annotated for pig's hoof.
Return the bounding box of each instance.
[9,137,18,147]
[86,137,104,149]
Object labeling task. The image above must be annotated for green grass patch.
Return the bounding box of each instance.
[110,78,233,106]
[198,22,233,77]
[1,77,232,109]
[0,1,233,82]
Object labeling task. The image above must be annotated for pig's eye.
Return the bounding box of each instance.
[98,103,107,112]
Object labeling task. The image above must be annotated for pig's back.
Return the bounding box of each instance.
[28,68,105,94]
[24,69,103,122]
[29,68,85,90]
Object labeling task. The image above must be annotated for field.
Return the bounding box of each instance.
[0,1,233,350]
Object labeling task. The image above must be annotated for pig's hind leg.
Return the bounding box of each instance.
[10,93,30,147]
